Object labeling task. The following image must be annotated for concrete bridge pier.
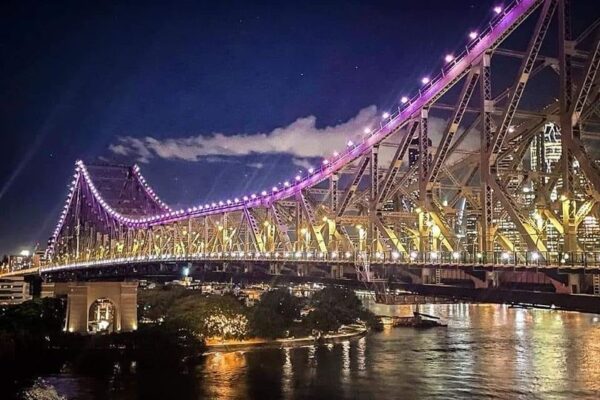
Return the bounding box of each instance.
[567,273,583,294]
[330,264,342,279]
[421,268,439,284]
[296,264,309,277]
[44,281,138,334]
[269,263,282,275]
[544,270,584,294]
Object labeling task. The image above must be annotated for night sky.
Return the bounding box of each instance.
[0,0,597,255]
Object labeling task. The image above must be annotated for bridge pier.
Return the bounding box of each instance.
[567,273,583,294]
[269,263,282,275]
[421,268,441,285]
[330,264,342,279]
[296,264,309,277]
[44,281,138,334]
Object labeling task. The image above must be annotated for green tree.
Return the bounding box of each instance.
[305,286,382,332]
[166,294,249,340]
[248,289,301,339]
[311,286,362,325]
[138,286,192,322]
[0,297,66,335]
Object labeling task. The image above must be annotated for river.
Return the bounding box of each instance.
[27,304,600,399]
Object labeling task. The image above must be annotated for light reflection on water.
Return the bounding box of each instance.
[42,304,600,399]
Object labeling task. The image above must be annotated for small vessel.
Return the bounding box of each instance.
[411,312,447,329]
[379,312,447,329]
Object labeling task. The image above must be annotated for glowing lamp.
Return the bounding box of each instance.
[469,31,478,40]
[421,77,430,84]
[444,54,454,63]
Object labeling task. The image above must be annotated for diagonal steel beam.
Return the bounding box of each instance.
[337,156,370,218]
[243,207,266,253]
[378,121,418,205]
[571,30,600,127]
[490,0,557,161]
[427,69,480,188]
[270,204,292,251]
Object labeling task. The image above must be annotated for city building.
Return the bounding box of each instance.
[0,276,32,305]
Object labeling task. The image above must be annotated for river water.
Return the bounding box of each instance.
[33,304,600,399]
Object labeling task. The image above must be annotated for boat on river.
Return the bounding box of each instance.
[379,312,447,329]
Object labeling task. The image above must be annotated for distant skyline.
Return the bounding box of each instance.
[1,0,598,255]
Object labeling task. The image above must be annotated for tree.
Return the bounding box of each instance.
[138,286,192,322]
[0,297,66,335]
[310,286,362,325]
[165,294,249,340]
[248,289,301,339]
[305,286,382,332]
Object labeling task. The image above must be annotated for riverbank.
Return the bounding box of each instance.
[204,325,367,353]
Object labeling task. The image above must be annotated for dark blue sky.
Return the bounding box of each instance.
[0,0,597,255]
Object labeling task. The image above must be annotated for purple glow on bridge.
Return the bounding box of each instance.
[46,0,540,257]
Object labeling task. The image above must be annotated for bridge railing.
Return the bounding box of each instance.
[42,249,600,273]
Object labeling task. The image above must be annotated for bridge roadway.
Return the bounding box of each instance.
[38,250,600,274]
[0,251,587,296]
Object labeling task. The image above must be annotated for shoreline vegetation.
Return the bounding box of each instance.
[0,285,382,396]
[135,284,382,357]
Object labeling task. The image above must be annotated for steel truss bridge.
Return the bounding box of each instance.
[33,0,600,296]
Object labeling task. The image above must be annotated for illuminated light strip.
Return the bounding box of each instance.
[48,0,539,233]
[40,250,590,273]
[131,164,172,212]
[46,161,83,256]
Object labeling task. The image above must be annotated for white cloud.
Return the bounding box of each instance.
[291,158,315,171]
[110,106,379,163]
[108,104,481,170]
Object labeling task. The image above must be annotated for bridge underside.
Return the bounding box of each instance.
[35,0,600,298]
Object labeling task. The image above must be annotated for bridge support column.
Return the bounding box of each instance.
[297,264,309,277]
[269,263,281,275]
[331,265,342,279]
[244,264,253,274]
[488,271,499,288]
[421,268,434,284]
[567,273,582,294]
